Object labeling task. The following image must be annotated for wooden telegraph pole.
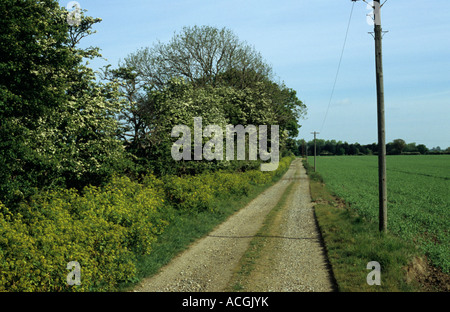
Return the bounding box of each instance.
[374,0,387,233]
[311,132,319,172]
[353,0,388,232]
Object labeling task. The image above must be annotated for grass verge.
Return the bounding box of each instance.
[302,158,426,292]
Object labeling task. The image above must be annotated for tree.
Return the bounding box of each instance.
[404,142,418,153]
[261,81,306,139]
[101,65,152,150]
[387,139,407,155]
[215,69,306,141]
[342,142,350,155]
[142,78,232,175]
[42,12,133,189]
[112,26,306,174]
[365,143,378,155]
[123,25,273,89]
[336,147,345,155]
[393,139,406,154]
[110,26,286,162]
[1,0,74,205]
[0,1,130,207]
[417,144,428,154]
[358,143,368,155]
[324,140,337,155]
[348,144,359,155]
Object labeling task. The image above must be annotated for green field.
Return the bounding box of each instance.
[308,155,450,273]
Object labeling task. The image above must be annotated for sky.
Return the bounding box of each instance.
[60,0,450,149]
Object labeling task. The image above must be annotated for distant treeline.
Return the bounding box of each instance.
[288,138,450,156]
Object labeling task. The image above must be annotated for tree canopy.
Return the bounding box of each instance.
[0,1,130,208]
[121,25,273,89]
[1,4,306,206]
[105,25,306,175]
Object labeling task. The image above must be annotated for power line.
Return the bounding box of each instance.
[320,1,355,133]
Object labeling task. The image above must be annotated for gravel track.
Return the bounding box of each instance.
[236,162,336,292]
[133,159,334,292]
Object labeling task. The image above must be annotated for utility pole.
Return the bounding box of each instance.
[305,141,308,160]
[303,140,307,159]
[311,132,319,172]
[353,0,388,232]
[374,0,387,233]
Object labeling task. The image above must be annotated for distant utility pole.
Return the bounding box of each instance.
[353,0,388,232]
[302,140,306,159]
[305,141,308,160]
[311,132,320,172]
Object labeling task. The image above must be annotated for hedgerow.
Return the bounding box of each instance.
[0,176,168,291]
[160,156,295,213]
[0,156,295,291]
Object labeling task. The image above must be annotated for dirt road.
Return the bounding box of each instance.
[133,159,335,292]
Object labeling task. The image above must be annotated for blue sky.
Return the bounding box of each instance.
[61,0,450,148]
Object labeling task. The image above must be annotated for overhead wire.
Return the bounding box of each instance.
[320,1,355,133]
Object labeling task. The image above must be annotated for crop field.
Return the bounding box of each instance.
[308,155,450,273]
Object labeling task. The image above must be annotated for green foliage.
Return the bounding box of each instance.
[309,155,450,273]
[161,156,295,213]
[111,26,306,176]
[27,69,132,190]
[0,1,132,207]
[161,175,215,212]
[1,0,302,292]
[124,77,298,176]
[0,0,72,120]
[314,202,420,292]
[0,0,72,206]
[0,156,295,291]
[293,139,438,157]
[0,176,168,292]
[143,78,230,175]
